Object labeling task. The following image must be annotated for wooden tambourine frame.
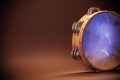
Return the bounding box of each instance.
[71,7,120,71]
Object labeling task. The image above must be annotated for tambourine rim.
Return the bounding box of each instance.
[78,11,120,71]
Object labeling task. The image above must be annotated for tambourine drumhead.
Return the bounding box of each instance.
[82,12,120,70]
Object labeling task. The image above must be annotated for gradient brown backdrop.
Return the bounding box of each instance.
[1,0,120,80]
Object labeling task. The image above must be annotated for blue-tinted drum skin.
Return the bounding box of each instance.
[83,12,120,70]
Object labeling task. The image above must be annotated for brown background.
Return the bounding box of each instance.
[1,0,120,80]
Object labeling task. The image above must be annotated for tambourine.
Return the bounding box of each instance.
[71,7,120,71]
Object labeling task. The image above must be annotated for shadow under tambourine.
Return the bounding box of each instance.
[55,70,120,80]
[59,70,120,77]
